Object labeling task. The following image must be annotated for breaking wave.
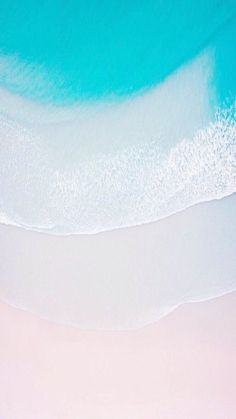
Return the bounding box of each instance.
[0,51,235,235]
[0,104,235,234]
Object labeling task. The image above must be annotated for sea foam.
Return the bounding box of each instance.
[0,49,236,329]
[1,51,235,234]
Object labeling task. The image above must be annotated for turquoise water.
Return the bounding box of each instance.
[0,1,236,234]
[0,0,235,103]
[0,1,236,329]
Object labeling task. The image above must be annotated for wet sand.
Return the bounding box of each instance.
[0,193,236,330]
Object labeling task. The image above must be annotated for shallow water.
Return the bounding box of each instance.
[0,2,236,329]
[0,52,235,233]
[0,194,236,329]
[0,2,236,233]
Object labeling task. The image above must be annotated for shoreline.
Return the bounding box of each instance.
[0,193,235,330]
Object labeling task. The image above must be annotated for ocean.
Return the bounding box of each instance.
[0,0,235,104]
[0,1,236,329]
[0,1,235,233]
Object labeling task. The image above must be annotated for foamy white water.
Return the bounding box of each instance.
[1,51,235,234]
[0,50,236,330]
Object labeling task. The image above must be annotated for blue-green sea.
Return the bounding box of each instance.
[0,0,235,233]
[0,1,236,332]
[0,0,235,104]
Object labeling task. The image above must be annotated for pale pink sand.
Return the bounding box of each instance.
[0,292,235,419]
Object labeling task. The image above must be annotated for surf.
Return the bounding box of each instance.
[1,51,236,234]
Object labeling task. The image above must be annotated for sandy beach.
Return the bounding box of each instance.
[0,291,235,419]
[0,193,236,329]
[0,3,235,418]
[0,195,235,417]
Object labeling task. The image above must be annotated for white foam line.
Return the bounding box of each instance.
[0,193,235,330]
[0,49,235,235]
